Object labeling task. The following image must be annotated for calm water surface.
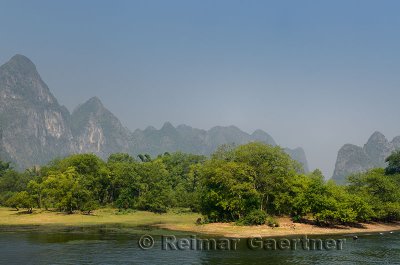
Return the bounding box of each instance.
[0,229,399,265]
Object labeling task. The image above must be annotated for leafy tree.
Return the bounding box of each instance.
[199,142,305,222]
[287,173,313,218]
[41,167,96,213]
[135,160,174,213]
[0,170,31,193]
[27,180,44,209]
[138,154,152,162]
[51,154,110,204]
[159,152,206,209]
[0,160,11,176]
[385,151,400,175]
[198,160,260,221]
[0,168,36,205]
[144,154,152,162]
[211,144,236,161]
[229,142,299,213]
[160,152,205,188]
[0,144,398,225]
[348,168,400,221]
[6,191,35,213]
[290,170,372,225]
[107,153,135,164]
[110,162,141,209]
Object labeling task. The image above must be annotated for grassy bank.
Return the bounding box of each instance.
[0,207,200,232]
[1,207,399,237]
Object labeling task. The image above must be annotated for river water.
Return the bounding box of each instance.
[0,229,398,264]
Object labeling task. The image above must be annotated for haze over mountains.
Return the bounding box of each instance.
[332,131,400,184]
[0,55,309,171]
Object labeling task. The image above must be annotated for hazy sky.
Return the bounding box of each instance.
[1,0,400,177]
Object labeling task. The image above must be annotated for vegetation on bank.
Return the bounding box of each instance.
[0,207,200,230]
[0,143,399,226]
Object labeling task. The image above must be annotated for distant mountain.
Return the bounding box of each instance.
[0,55,74,168]
[332,131,400,184]
[0,54,309,172]
[284,147,309,173]
[131,122,309,172]
[71,97,131,158]
[131,123,276,155]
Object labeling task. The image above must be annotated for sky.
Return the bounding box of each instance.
[1,0,400,177]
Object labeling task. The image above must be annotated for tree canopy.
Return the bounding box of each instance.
[0,142,399,226]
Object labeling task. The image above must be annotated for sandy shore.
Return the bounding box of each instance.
[1,208,399,237]
[158,217,400,238]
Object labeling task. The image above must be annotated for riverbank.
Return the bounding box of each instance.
[0,208,200,233]
[1,208,399,237]
[159,217,400,238]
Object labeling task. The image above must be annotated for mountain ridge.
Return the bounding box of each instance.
[332,131,400,184]
[0,55,309,172]
[0,54,74,167]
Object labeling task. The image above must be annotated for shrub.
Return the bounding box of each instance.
[292,215,301,223]
[266,216,280,227]
[237,209,267,225]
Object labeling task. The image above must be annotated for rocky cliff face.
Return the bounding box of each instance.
[71,97,131,158]
[0,54,309,172]
[0,55,74,168]
[332,132,400,184]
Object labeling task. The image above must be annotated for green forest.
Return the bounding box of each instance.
[0,142,399,226]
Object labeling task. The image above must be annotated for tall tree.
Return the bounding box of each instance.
[385,151,400,175]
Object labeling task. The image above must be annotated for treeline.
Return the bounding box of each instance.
[0,142,399,226]
[0,151,205,214]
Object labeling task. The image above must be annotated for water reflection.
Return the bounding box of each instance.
[0,229,398,265]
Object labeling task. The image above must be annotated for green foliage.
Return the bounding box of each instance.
[40,167,95,213]
[134,160,174,213]
[385,150,400,175]
[237,209,267,226]
[137,154,152,162]
[6,191,34,212]
[266,216,280,227]
[159,152,206,210]
[107,158,140,208]
[199,142,297,221]
[0,161,11,176]
[0,145,399,226]
[0,164,36,206]
[198,160,260,222]
[211,144,236,161]
[231,142,299,214]
[52,154,110,205]
[347,168,400,222]
[194,143,400,225]
[108,155,177,213]
[107,153,135,164]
